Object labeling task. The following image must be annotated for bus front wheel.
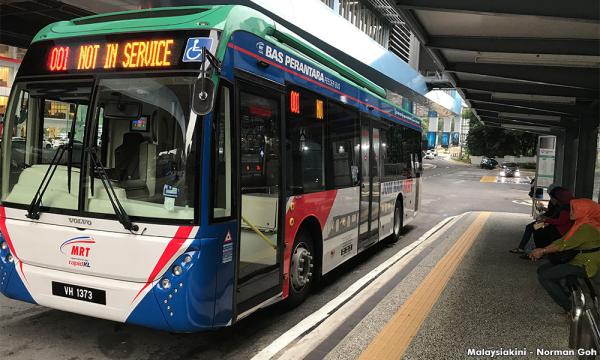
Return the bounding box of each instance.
[286,229,314,308]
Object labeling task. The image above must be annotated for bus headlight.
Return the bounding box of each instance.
[161,278,171,289]
[6,254,13,263]
[0,242,7,250]
[183,255,192,264]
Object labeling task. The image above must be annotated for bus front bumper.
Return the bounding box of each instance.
[0,252,220,332]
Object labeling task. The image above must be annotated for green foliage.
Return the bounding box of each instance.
[420,117,429,139]
[465,110,537,157]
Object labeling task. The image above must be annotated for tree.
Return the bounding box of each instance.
[465,110,537,157]
[420,116,429,140]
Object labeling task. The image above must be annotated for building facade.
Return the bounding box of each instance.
[319,0,419,68]
[0,45,25,116]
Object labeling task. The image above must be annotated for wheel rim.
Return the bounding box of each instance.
[290,243,313,292]
[394,207,401,236]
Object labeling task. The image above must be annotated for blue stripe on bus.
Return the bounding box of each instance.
[227,31,422,132]
[1,263,35,304]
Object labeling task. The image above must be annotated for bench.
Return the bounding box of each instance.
[567,275,600,358]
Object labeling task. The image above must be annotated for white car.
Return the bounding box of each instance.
[424,152,434,159]
[51,138,67,149]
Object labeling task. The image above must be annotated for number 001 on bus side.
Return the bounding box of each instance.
[51,281,106,305]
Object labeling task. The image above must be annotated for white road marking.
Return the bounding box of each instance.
[250,213,466,360]
[512,199,532,206]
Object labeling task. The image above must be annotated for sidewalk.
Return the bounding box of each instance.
[348,212,568,360]
[279,212,571,360]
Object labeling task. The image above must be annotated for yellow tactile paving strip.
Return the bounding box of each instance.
[480,176,498,183]
[359,212,491,360]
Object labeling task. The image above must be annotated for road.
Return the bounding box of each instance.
[0,158,534,360]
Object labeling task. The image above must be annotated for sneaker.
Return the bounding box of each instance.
[509,248,524,254]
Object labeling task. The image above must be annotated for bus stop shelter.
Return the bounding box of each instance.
[394,0,600,198]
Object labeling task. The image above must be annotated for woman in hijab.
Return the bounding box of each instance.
[532,187,574,248]
[530,199,600,312]
[510,186,574,256]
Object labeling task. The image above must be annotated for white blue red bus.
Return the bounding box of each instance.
[0,5,426,332]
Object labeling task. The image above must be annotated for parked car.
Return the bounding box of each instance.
[500,162,520,177]
[480,157,498,169]
[424,152,434,160]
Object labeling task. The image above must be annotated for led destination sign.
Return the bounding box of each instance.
[19,31,213,76]
[48,39,176,72]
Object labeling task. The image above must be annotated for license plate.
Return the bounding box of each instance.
[52,281,106,305]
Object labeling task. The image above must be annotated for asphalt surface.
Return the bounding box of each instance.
[0,157,534,360]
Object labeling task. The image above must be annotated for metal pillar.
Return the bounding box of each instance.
[557,104,599,198]
[553,129,565,188]
[574,105,599,198]
[560,125,579,194]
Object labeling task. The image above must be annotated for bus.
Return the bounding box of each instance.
[0,5,427,332]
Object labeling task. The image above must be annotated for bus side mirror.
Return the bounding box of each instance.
[192,77,215,116]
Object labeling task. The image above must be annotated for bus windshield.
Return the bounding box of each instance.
[1,75,199,223]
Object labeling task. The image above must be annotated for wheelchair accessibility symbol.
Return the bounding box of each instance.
[182,37,214,62]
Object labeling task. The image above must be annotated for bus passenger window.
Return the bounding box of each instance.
[286,88,324,194]
[326,102,359,188]
[380,127,390,180]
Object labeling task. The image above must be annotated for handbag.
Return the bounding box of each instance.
[548,247,600,265]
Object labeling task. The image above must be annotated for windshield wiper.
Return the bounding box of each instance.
[27,145,67,220]
[87,147,139,233]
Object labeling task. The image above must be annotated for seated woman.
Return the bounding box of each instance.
[530,199,600,312]
[532,188,574,248]
[510,186,573,255]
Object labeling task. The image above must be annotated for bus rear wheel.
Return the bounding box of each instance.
[286,229,314,308]
[391,201,404,242]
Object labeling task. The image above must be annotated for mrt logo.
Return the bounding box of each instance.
[71,245,91,257]
[60,236,96,258]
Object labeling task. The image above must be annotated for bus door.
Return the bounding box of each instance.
[235,81,283,313]
[358,116,380,249]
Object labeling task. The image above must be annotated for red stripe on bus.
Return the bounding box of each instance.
[0,207,19,259]
[19,262,28,284]
[0,206,29,284]
[282,190,338,298]
[131,226,194,304]
[227,43,418,129]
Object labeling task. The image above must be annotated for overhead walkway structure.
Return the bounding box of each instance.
[392,0,600,199]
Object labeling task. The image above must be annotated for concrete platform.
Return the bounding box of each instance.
[402,212,570,359]
[264,212,576,360]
